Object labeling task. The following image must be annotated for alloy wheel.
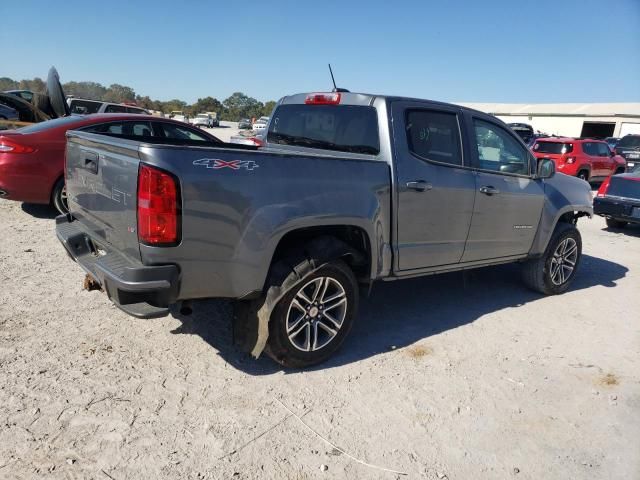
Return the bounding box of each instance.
[285,276,348,352]
[550,237,578,286]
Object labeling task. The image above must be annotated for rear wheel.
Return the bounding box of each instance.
[522,223,582,295]
[52,178,68,214]
[615,168,625,175]
[606,218,627,229]
[577,170,589,181]
[266,258,358,368]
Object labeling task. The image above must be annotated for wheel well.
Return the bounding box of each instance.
[271,226,371,282]
[50,175,64,202]
[615,167,625,174]
[558,210,590,226]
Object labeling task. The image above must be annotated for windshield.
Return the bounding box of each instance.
[617,135,640,148]
[18,115,84,133]
[533,141,574,154]
[267,104,380,155]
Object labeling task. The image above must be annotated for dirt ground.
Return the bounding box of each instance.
[0,198,638,480]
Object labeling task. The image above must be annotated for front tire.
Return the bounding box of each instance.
[522,223,582,295]
[606,218,627,229]
[266,258,358,368]
[52,178,68,214]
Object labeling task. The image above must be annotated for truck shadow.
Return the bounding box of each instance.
[169,254,627,374]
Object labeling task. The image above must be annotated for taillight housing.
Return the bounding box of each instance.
[0,137,36,154]
[596,176,611,197]
[565,157,576,164]
[137,164,180,246]
[304,92,341,105]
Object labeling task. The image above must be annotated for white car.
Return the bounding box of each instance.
[67,98,149,115]
[252,116,269,132]
[192,113,213,128]
[169,111,189,123]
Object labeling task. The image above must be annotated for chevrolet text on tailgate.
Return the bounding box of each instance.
[57,91,593,368]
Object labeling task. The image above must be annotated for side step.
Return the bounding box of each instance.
[115,302,170,319]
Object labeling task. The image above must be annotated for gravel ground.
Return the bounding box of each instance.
[0,198,638,480]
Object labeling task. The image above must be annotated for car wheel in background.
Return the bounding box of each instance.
[522,222,582,295]
[606,218,627,229]
[52,178,68,214]
[577,170,589,181]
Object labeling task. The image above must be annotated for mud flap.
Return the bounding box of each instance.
[233,236,364,358]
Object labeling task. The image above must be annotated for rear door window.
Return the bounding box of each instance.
[82,121,154,137]
[158,122,210,141]
[582,142,598,156]
[104,104,128,113]
[268,104,379,155]
[405,109,462,166]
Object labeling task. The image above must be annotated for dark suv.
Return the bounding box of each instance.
[615,134,640,171]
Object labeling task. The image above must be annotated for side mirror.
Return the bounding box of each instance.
[537,158,555,179]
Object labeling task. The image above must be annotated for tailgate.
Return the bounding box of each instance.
[65,131,142,261]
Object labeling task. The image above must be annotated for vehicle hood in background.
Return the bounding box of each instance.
[47,67,70,118]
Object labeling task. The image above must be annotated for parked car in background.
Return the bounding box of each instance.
[229,130,265,146]
[0,114,222,214]
[238,118,252,129]
[614,134,640,171]
[168,111,189,123]
[192,113,214,128]
[532,137,626,181]
[605,137,620,150]
[56,91,592,367]
[594,163,640,229]
[508,123,534,145]
[206,111,220,127]
[252,116,269,132]
[0,104,19,122]
[4,90,34,102]
[67,98,149,115]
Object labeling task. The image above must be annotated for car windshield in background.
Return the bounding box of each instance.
[617,136,640,148]
[534,141,574,154]
[268,104,380,155]
[69,100,101,115]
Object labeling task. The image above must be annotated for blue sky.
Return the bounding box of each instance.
[2,0,639,104]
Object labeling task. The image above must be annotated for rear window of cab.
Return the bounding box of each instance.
[267,104,380,155]
[533,141,574,154]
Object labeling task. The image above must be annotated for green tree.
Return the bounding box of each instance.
[103,84,136,103]
[261,100,277,117]
[161,99,188,114]
[223,92,263,121]
[19,77,46,93]
[0,77,18,91]
[63,81,107,101]
[190,96,224,116]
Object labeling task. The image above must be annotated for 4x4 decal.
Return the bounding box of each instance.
[193,158,259,171]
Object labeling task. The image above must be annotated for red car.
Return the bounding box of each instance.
[594,164,640,229]
[531,137,626,182]
[0,114,222,213]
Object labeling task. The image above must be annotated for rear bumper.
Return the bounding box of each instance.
[593,196,640,224]
[56,214,180,318]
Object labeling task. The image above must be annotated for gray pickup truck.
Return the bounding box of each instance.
[56,91,593,367]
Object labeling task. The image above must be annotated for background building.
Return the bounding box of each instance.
[459,103,640,139]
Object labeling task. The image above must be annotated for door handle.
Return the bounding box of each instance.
[83,152,99,174]
[479,185,500,195]
[406,180,432,192]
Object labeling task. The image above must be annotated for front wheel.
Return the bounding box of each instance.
[522,223,582,295]
[52,178,68,214]
[266,259,358,368]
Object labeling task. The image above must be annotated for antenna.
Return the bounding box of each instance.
[329,63,337,91]
[328,64,350,93]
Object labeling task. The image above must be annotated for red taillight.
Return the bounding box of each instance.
[304,92,341,105]
[137,164,180,246]
[565,157,576,164]
[597,176,611,197]
[0,137,36,154]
